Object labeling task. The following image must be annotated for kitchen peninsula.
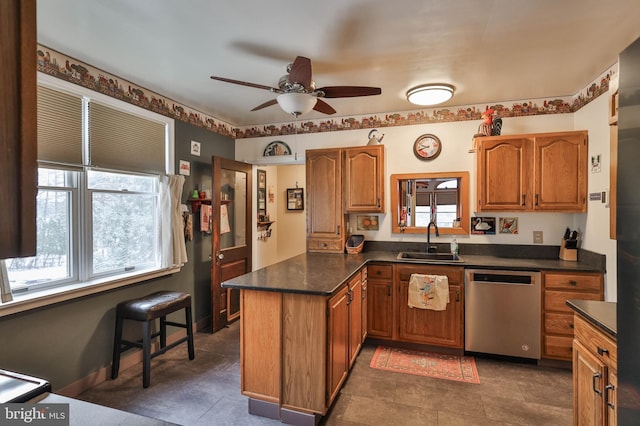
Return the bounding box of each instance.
[222,248,604,425]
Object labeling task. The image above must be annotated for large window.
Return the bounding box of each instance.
[7,168,162,294]
[2,77,174,301]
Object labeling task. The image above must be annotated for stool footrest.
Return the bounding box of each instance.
[150,336,190,359]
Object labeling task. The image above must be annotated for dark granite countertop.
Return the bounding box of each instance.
[567,299,617,338]
[222,250,605,296]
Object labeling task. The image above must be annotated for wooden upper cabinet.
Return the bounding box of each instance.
[0,0,37,259]
[344,145,385,213]
[476,131,588,212]
[306,149,346,253]
[476,137,532,211]
[533,132,588,212]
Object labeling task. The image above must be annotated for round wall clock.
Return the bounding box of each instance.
[413,134,442,160]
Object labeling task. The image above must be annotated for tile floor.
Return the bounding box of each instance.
[78,322,573,425]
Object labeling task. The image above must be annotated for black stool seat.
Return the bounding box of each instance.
[117,291,192,321]
[111,290,194,388]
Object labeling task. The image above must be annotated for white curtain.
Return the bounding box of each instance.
[159,175,188,267]
[0,260,12,304]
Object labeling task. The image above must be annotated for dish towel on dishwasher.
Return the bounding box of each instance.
[408,274,449,311]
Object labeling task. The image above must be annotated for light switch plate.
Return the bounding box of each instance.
[533,231,543,244]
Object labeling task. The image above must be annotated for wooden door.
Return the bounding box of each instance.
[344,145,384,212]
[573,339,606,426]
[606,370,617,426]
[348,273,362,367]
[476,137,532,211]
[327,285,349,403]
[533,131,588,212]
[211,157,252,332]
[306,149,345,252]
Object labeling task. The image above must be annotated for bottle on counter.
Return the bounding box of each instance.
[450,238,458,257]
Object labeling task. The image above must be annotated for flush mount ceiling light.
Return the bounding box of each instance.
[406,84,455,106]
[276,93,317,117]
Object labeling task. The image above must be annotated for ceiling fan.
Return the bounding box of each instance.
[210,56,381,117]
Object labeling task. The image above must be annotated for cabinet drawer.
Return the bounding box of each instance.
[396,265,463,285]
[574,315,617,369]
[367,264,393,280]
[544,335,574,359]
[544,290,602,313]
[544,312,575,335]
[544,272,603,291]
[307,238,343,252]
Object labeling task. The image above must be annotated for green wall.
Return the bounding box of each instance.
[0,120,234,391]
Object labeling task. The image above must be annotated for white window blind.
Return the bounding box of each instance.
[89,102,166,174]
[37,85,83,166]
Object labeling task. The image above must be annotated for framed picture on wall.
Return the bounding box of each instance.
[286,188,304,211]
[257,169,267,216]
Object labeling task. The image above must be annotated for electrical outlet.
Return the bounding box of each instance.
[533,231,543,244]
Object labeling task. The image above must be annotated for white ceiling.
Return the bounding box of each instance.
[37,0,640,128]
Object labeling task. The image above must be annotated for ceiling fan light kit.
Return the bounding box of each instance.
[406,84,455,106]
[210,56,381,117]
[276,93,317,117]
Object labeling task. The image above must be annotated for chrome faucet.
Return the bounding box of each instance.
[426,220,439,253]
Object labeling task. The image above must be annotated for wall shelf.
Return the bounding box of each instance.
[188,198,232,213]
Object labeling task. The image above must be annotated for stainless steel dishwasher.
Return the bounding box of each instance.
[465,269,541,359]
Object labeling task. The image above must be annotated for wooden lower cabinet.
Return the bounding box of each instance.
[240,267,366,421]
[542,271,604,360]
[573,315,617,425]
[396,264,464,348]
[367,263,394,338]
[327,285,349,403]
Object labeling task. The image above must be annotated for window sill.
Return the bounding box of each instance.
[0,265,182,318]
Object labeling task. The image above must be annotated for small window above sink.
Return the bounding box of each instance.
[396,252,464,263]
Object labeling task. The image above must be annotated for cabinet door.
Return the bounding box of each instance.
[533,131,587,212]
[476,137,532,211]
[348,274,362,367]
[361,269,368,343]
[606,370,617,426]
[327,285,349,403]
[574,339,606,426]
[0,0,37,258]
[367,265,394,339]
[398,284,463,348]
[306,149,345,252]
[396,265,464,348]
[344,145,384,212]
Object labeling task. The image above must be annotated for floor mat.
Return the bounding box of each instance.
[369,346,480,384]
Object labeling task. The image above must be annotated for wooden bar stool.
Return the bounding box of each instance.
[111,291,195,388]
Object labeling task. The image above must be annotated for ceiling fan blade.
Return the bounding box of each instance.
[288,56,312,89]
[250,99,278,111]
[210,76,278,92]
[317,86,382,98]
[313,98,336,115]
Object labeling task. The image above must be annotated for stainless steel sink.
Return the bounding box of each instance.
[396,252,464,263]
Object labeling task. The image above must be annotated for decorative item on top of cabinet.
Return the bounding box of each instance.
[475,130,588,212]
[573,314,617,425]
[0,0,37,259]
[542,271,604,361]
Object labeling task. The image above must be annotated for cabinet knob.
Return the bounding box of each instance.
[597,346,609,356]
[569,280,577,286]
[521,194,526,206]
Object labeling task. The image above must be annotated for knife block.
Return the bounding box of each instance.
[559,239,578,261]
